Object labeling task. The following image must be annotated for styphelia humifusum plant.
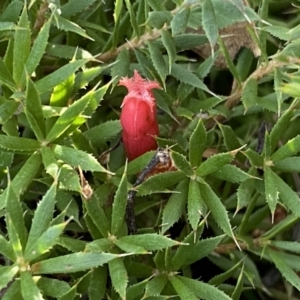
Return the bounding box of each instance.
[119,70,160,161]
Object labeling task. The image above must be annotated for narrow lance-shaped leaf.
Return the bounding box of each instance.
[0,136,40,153]
[268,249,300,292]
[144,274,168,298]
[169,276,198,300]
[26,181,57,250]
[21,14,53,86]
[202,0,218,57]
[200,182,236,241]
[271,135,300,161]
[35,59,88,93]
[0,265,18,291]
[189,119,206,167]
[46,95,90,142]
[52,145,111,174]
[195,152,235,177]
[0,57,16,91]
[25,222,67,262]
[161,30,176,73]
[31,252,120,274]
[0,152,42,210]
[25,76,46,141]
[118,234,181,251]
[171,7,190,35]
[148,40,168,87]
[50,73,75,107]
[111,162,128,236]
[188,179,205,231]
[171,151,194,176]
[0,234,15,262]
[21,271,44,300]
[13,5,30,86]
[5,181,27,249]
[108,258,128,300]
[161,179,189,234]
[124,0,140,38]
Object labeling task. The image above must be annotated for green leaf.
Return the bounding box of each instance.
[144,274,168,298]
[269,109,294,152]
[25,222,66,262]
[171,151,194,176]
[189,119,207,167]
[147,11,172,29]
[202,0,218,55]
[173,235,224,270]
[241,78,257,111]
[50,73,75,107]
[23,16,52,84]
[209,260,244,285]
[231,264,244,300]
[13,5,30,86]
[35,59,88,93]
[46,96,90,142]
[171,7,190,35]
[180,276,233,300]
[84,120,122,146]
[5,182,27,249]
[270,241,300,255]
[0,265,18,291]
[111,162,128,236]
[88,267,107,300]
[200,183,234,239]
[237,179,255,211]
[219,124,241,151]
[52,145,110,173]
[243,148,263,167]
[0,57,16,91]
[20,271,44,300]
[264,166,278,219]
[25,76,46,141]
[271,135,300,161]
[137,171,186,196]
[148,40,168,85]
[85,192,110,238]
[1,280,22,300]
[268,249,300,292]
[31,252,120,274]
[161,30,176,73]
[169,276,198,300]
[37,277,70,298]
[188,180,205,230]
[161,179,189,234]
[0,152,42,210]
[118,234,180,251]
[58,165,81,192]
[111,48,130,85]
[196,152,234,177]
[0,234,15,262]
[171,63,215,96]
[274,157,300,173]
[0,99,19,124]
[0,136,40,153]
[124,0,140,37]
[273,172,300,218]
[5,215,23,259]
[61,0,98,17]
[113,239,148,254]
[147,0,165,11]
[26,182,57,250]
[108,258,128,299]
[52,14,93,40]
[211,164,253,183]
[218,36,242,84]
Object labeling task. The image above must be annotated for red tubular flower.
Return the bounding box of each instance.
[119,70,160,161]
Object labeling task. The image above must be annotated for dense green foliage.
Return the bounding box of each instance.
[0,0,300,299]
